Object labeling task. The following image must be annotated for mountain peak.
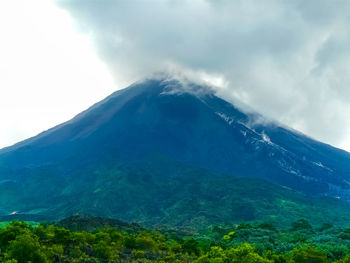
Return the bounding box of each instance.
[118,77,216,99]
[1,78,350,224]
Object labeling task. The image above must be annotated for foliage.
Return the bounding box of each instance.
[3,159,350,234]
[1,218,350,262]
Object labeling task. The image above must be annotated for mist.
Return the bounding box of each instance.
[55,0,350,151]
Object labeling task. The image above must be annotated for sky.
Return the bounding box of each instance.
[1,0,350,152]
[0,0,117,149]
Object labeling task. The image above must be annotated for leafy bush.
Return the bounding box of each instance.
[1,218,350,262]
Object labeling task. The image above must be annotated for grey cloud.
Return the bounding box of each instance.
[57,0,350,150]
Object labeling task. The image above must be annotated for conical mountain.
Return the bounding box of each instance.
[1,78,350,228]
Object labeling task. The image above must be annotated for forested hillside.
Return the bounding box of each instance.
[2,80,350,226]
[2,216,350,262]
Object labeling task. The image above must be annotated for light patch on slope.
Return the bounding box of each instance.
[215,112,234,125]
[312,161,333,172]
[261,132,272,144]
[313,161,325,168]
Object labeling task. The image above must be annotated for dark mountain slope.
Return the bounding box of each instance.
[1,78,350,228]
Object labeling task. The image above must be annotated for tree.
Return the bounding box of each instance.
[291,246,328,263]
[7,234,48,263]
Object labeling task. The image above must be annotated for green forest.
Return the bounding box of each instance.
[2,216,350,262]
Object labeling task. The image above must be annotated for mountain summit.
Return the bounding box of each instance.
[1,78,350,227]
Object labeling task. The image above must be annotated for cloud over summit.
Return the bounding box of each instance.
[58,0,350,151]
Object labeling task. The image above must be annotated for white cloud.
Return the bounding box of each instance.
[56,0,350,152]
[0,0,117,148]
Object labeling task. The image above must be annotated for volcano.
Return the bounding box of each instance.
[1,78,350,228]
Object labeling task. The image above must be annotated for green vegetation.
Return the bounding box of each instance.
[3,155,350,234]
[0,221,39,229]
[2,217,350,262]
[5,161,350,233]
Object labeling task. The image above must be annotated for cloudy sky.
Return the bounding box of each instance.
[1,0,350,152]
